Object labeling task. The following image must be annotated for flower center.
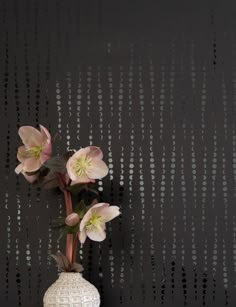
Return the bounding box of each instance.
[86,214,103,230]
[29,145,43,158]
[75,156,91,176]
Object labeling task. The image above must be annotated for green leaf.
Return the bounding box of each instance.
[58,226,69,241]
[42,177,59,189]
[67,223,79,234]
[43,156,67,173]
[32,168,59,190]
[74,199,86,217]
[57,224,79,238]
[37,166,50,177]
[52,216,66,228]
[67,183,88,195]
[87,187,100,196]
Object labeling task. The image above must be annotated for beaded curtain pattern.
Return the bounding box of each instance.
[1,0,236,306]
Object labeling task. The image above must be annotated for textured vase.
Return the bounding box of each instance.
[43,272,100,307]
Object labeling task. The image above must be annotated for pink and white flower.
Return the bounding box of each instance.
[66,146,109,184]
[79,203,120,244]
[15,125,52,174]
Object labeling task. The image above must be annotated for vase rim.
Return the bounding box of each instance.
[60,272,82,275]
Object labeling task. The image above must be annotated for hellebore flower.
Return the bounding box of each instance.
[66,146,109,184]
[79,203,120,244]
[15,125,52,174]
[65,213,80,227]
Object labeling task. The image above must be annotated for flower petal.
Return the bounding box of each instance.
[18,126,43,147]
[40,144,52,164]
[15,163,23,174]
[87,146,103,160]
[90,202,109,213]
[40,125,51,144]
[79,229,87,244]
[17,146,32,162]
[86,160,109,179]
[66,147,90,181]
[79,205,107,233]
[39,126,52,163]
[66,166,79,181]
[69,147,91,161]
[70,175,92,185]
[21,157,42,172]
[98,206,120,223]
[80,208,94,232]
[87,224,106,242]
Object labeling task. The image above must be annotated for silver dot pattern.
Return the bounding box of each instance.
[1,1,236,306]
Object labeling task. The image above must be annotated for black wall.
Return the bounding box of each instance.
[1,0,236,306]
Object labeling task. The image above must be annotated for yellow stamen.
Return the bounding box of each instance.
[28,146,43,158]
[86,214,103,230]
[75,156,91,176]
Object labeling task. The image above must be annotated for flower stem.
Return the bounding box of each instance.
[57,173,74,265]
[64,188,73,216]
[72,235,79,263]
[63,189,73,264]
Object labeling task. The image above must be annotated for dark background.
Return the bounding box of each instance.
[1,0,236,306]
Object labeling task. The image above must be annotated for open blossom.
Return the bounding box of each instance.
[79,203,120,244]
[66,146,109,184]
[15,125,52,174]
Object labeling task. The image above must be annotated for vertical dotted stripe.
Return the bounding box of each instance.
[1,2,236,306]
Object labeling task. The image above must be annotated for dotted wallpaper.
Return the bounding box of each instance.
[1,0,236,306]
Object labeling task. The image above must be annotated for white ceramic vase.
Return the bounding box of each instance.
[43,272,100,307]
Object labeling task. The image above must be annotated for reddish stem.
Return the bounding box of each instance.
[64,188,73,216]
[64,189,73,264]
[57,173,74,265]
[72,235,79,263]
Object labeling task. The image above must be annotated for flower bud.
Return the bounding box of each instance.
[65,213,80,227]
